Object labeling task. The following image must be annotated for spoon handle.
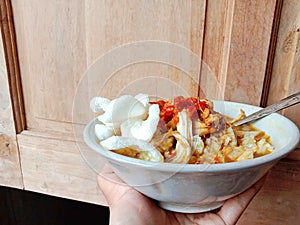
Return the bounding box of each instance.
[233,91,300,126]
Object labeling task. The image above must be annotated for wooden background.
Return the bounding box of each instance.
[0,0,299,224]
[0,25,23,189]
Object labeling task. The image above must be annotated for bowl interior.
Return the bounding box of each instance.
[83,100,300,172]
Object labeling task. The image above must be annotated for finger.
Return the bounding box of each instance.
[97,164,130,206]
[98,163,126,185]
[217,176,266,225]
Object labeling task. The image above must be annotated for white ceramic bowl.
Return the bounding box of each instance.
[83,101,300,213]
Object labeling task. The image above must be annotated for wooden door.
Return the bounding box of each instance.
[0,0,298,206]
[267,0,300,159]
[0,19,23,188]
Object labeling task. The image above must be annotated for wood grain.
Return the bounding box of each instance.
[17,130,107,206]
[11,0,87,131]
[11,0,207,135]
[11,0,279,132]
[200,0,235,99]
[224,0,277,105]
[267,0,300,155]
[200,0,277,104]
[0,0,25,134]
[260,0,284,107]
[237,159,300,225]
[0,24,23,188]
[267,0,300,123]
[0,134,23,188]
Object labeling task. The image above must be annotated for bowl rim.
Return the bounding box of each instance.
[83,100,300,173]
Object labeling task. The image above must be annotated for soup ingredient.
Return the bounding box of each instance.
[95,124,114,141]
[162,111,193,164]
[97,95,147,124]
[91,94,274,164]
[100,136,164,162]
[90,94,155,139]
[90,96,111,114]
[120,104,160,142]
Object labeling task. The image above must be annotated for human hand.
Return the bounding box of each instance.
[98,165,265,225]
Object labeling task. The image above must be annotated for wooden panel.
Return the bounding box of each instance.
[0,27,23,188]
[17,130,107,206]
[11,0,87,133]
[260,0,283,107]
[0,0,25,134]
[200,0,235,99]
[70,0,207,123]
[267,0,300,125]
[205,0,276,104]
[237,159,300,225]
[267,0,300,158]
[12,0,278,131]
[12,0,206,134]
[201,0,277,103]
[85,0,206,63]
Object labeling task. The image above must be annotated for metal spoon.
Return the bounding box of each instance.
[233,91,300,126]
